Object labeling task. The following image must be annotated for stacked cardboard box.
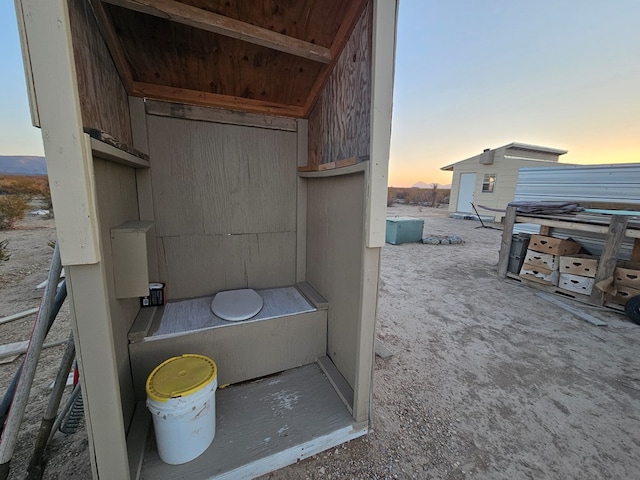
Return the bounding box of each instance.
[609,261,640,305]
[519,235,580,286]
[558,254,598,295]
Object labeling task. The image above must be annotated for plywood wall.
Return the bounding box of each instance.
[306,172,365,389]
[92,157,141,428]
[308,1,372,166]
[146,115,298,299]
[68,0,132,145]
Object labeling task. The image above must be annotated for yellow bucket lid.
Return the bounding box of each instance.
[146,354,217,402]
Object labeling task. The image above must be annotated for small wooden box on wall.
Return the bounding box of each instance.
[110,221,154,299]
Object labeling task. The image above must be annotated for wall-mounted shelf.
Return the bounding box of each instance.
[91,137,150,169]
[297,161,367,178]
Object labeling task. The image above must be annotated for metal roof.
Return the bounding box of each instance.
[440,142,567,171]
[514,163,640,205]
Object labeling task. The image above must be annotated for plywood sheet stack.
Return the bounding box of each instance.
[519,235,581,286]
[609,261,640,305]
[558,254,598,295]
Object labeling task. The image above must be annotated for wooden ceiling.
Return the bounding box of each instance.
[89,0,368,118]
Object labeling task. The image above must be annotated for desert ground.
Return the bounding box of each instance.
[1,204,639,479]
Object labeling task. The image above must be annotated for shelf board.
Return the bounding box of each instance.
[90,136,150,169]
[297,161,367,178]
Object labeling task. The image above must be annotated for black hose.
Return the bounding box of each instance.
[0,281,67,434]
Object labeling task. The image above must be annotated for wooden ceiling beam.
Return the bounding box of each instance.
[131,82,305,118]
[101,0,332,64]
[88,0,134,93]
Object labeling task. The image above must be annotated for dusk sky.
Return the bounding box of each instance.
[1,1,639,187]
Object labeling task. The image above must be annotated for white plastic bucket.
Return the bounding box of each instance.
[146,354,218,465]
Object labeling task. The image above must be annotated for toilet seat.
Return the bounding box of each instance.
[210,289,263,322]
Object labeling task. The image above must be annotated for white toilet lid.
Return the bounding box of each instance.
[211,289,263,322]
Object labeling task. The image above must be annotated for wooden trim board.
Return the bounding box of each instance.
[318,355,354,414]
[144,99,297,131]
[126,403,151,480]
[515,215,640,239]
[128,306,161,343]
[365,0,399,248]
[298,161,367,178]
[297,156,366,173]
[296,119,308,283]
[90,137,150,169]
[13,0,40,126]
[296,282,329,310]
[131,81,305,117]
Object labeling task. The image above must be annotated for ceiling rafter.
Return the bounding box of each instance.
[101,0,333,64]
[88,0,135,93]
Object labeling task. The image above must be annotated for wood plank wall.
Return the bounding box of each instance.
[146,115,298,299]
[306,172,365,389]
[92,157,141,429]
[68,0,133,145]
[308,1,372,166]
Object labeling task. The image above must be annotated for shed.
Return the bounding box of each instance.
[13,1,398,479]
[440,142,568,222]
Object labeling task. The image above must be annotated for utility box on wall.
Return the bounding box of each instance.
[110,220,154,299]
[385,217,424,245]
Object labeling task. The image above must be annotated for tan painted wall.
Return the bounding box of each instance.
[146,115,298,300]
[449,156,566,221]
[92,157,141,427]
[306,172,365,389]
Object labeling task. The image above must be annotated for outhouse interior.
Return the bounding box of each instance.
[16,0,397,478]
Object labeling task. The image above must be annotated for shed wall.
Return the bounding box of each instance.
[308,1,372,166]
[91,157,141,427]
[146,115,298,300]
[449,157,566,221]
[306,172,365,390]
[68,0,132,145]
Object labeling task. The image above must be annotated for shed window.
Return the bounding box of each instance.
[482,174,496,193]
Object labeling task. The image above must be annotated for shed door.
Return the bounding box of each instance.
[457,173,476,213]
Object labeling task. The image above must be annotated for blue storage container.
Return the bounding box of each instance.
[385,217,424,245]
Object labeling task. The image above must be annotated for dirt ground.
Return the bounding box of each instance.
[1,205,639,479]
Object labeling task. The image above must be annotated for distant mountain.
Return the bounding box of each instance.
[0,156,47,175]
[412,181,451,190]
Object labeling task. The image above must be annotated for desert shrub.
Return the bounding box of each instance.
[387,188,395,206]
[0,239,8,262]
[0,176,46,197]
[388,186,452,207]
[405,188,431,205]
[0,195,31,229]
[15,178,39,196]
